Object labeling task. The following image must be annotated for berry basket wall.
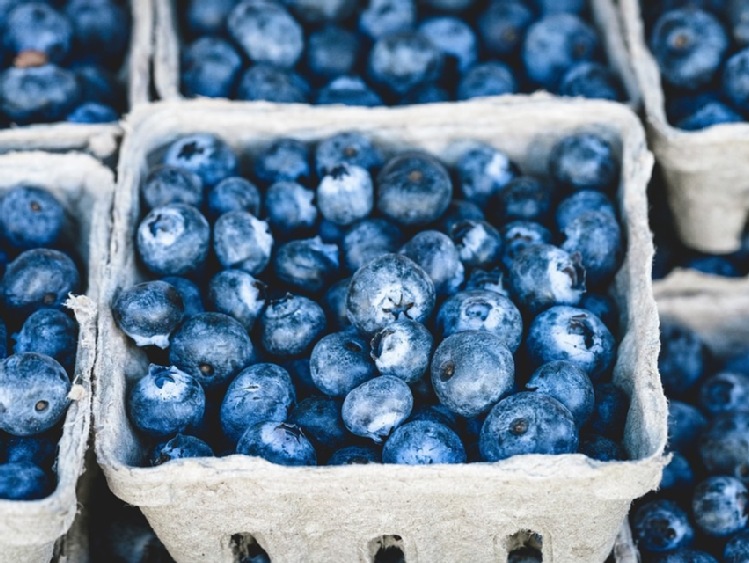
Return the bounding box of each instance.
[152,0,640,109]
[0,153,114,563]
[0,0,152,160]
[620,0,749,255]
[94,97,667,563]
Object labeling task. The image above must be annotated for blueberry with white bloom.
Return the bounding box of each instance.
[342,375,413,442]
[383,420,466,464]
[525,360,594,427]
[140,166,204,211]
[370,319,433,383]
[14,309,78,373]
[149,434,214,466]
[1,249,80,314]
[692,477,749,537]
[316,163,374,226]
[260,294,327,357]
[549,132,619,193]
[264,181,317,237]
[112,280,184,348]
[207,176,261,219]
[502,221,552,261]
[163,133,238,188]
[456,143,518,206]
[343,218,404,273]
[208,270,265,331]
[273,236,339,295]
[0,185,66,250]
[315,131,384,177]
[399,230,464,296]
[227,1,303,68]
[555,190,617,231]
[213,211,273,275]
[632,499,694,553]
[236,421,317,466]
[449,220,503,269]
[431,331,515,418]
[254,138,310,186]
[310,330,377,397]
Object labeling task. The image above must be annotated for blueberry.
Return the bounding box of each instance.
[489,176,554,226]
[343,218,404,273]
[213,211,273,275]
[449,220,503,269]
[700,411,749,484]
[169,312,254,390]
[65,0,130,66]
[421,0,475,10]
[437,290,522,352]
[342,375,413,443]
[236,65,310,104]
[236,421,317,466]
[658,319,707,397]
[692,476,749,536]
[508,244,585,314]
[315,132,384,177]
[700,371,749,415]
[526,306,616,380]
[310,331,376,397]
[307,26,360,80]
[456,143,518,207]
[161,276,204,318]
[432,331,514,418]
[323,277,351,331]
[285,0,357,25]
[228,1,303,68]
[368,32,443,96]
[0,461,50,500]
[399,84,450,104]
[464,267,508,296]
[128,364,205,439]
[370,319,433,383]
[317,164,374,226]
[523,14,601,90]
[725,529,749,562]
[6,431,58,468]
[502,221,552,260]
[273,236,339,295]
[289,396,349,453]
[4,3,72,64]
[137,204,210,276]
[685,254,742,276]
[0,353,70,437]
[478,0,534,58]
[184,0,235,37]
[181,37,243,99]
[655,549,719,563]
[667,400,707,453]
[163,133,238,188]
[141,166,204,211]
[346,253,435,335]
[457,62,517,100]
[0,317,7,359]
[650,8,728,90]
[74,64,121,108]
[208,270,265,331]
[731,0,749,47]
[359,0,415,40]
[418,17,477,73]
[66,101,118,123]
[112,281,184,348]
[327,444,381,465]
[254,138,310,186]
[579,434,626,461]
[526,361,594,427]
[149,434,214,466]
[399,230,464,296]
[220,363,296,444]
[13,309,77,373]
[556,190,617,230]
[0,185,65,250]
[561,210,623,287]
[660,451,696,494]
[316,75,384,106]
[283,357,318,399]
[589,382,629,439]
[383,420,466,464]
[479,392,578,461]
[207,176,261,219]
[260,293,326,357]
[631,499,694,553]
[1,249,80,315]
[549,132,619,193]
[0,65,81,125]
[558,62,625,102]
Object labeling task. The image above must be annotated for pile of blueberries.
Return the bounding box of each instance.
[0,186,82,500]
[0,0,130,127]
[179,0,626,105]
[112,128,631,468]
[630,320,749,562]
[645,0,749,131]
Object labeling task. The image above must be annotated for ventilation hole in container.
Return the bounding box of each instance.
[505,530,543,562]
[369,535,405,563]
[230,533,271,563]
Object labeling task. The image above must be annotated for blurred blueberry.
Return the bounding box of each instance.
[74,65,122,108]
[273,236,339,295]
[368,31,442,97]
[169,312,254,390]
[371,319,433,383]
[236,65,310,104]
[4,3,72,63]
[149,434,214,466]
[315,131,383,177]
[533,0,585,14]
[65,0,130,66]
[0,461,50,500]
[342,375,413,443]
[685,254,742,276]
[489,176,554,226]
[112,281,184,349]
[655,549,718,563]
[14,309,77,373]
[214,211,273,275]
[6,430,58,468]
[580,293,618,332]
[228,1,303,68]
[549,132,619,193]
[0,65,81,125]
[400,84,449,104]
[284,0,357,24]
[383,420,466,464]
[667,399,707,453]
[456,143,518,207]
[137,204,210,276]
[556,190,617,231]
[558,62,625,102]
[307,26,360,80]
[660,451,696,494]
[181,37,243,99]
[725,529,749,562]
[208,270,265,331]
[526,361,594,427]
[310,330,376,397]
[128,364,205,439]
[700,411,749,484]
[418,17,477,73]
[478,0,534,58]
[66,102,117,123]
[692,476,749,536]
[700,371,749,415]
[184,0,236,37]
[254,138,310,186]
[236,421,317,466]
[260,294,326,357]
[679,101,744,130]
[141,165,204,211]
[400,230,464,296]
[359,0,415,40]
[479,392,578,461]
[343,218,404,273]
[163,133,238,188]
[631,499,694,553]
[0,185,65,250]
[658,318,708,398]
[589,382,629,440]
[316,75,384,106]
[457,62,517,100]
[264,181,317,237]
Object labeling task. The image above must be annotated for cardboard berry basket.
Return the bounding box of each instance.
[153,0,640,109]
[619,0,749,255]
[0,153,114,563]
[0,0,153,161]
[94,97,667,563]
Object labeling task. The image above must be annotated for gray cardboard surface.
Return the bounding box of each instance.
[0,0,153,159]
[94,97,667,563]
[0,153,114,563]
[620,0,749,254]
